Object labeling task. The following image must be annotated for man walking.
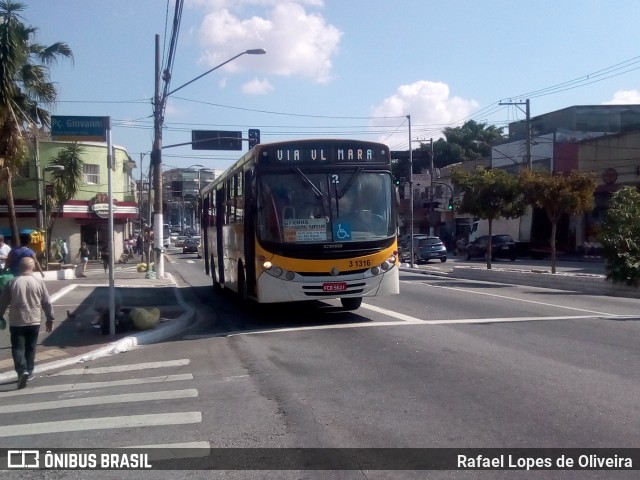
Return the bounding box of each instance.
[0,234,11,272]
[0,257,55,389]
[6,233,45,278]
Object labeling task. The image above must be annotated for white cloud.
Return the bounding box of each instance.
[242,78,273,95]
[369,80,479,147]
[194,0,341,87]
[602,89,640,105]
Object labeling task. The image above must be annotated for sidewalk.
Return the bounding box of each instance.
[0,260,196,383]
[400,255,640,299]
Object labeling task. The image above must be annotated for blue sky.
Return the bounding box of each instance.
[24,0,640,178]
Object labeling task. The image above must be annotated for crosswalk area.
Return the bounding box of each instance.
[0,359,208,449]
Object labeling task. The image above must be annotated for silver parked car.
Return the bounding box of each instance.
[414,236,447,263]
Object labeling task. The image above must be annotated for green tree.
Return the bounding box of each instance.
[520,170,596,274]
[0,0,73,245]
[600,186,640,287]
[45,143,84,251]
[451,167,525,269]
[393,121,505,185]
[437,120,505,168]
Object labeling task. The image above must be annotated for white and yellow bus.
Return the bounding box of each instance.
[199,139,400,310]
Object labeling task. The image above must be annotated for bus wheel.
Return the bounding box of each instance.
[340,297,362,311]
[236,262,249,301]
[211,257,221,292]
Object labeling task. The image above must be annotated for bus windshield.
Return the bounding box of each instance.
[257,171,395,243]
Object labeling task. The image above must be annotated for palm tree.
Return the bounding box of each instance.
[0,0,73,245]
[46,143,84,249]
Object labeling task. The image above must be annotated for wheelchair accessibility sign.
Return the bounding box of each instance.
[333,223,352,240]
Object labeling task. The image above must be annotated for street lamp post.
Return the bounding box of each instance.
[151,34,265,278]
[41,164,65,268]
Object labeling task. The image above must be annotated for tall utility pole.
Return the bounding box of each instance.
[151,34,165,277]
[427,138,434,236]
[407,115,414,268]
[499,98,531,169]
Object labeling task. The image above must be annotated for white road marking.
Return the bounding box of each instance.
[0,412,202,438]
[0,389,198,414]
[49,284,78,303]
[420,281,619,316]
[228,313,606,337]
[0,374,193,398]
[51,359,190,376]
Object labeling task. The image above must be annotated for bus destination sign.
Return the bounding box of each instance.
[260,141,389,164]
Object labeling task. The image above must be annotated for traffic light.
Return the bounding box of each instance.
[448,197,454,210]
[394,177,400,186]
[248,129,261,148]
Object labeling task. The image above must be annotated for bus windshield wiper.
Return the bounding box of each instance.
[293,167,323,198]
[337,167,363,199]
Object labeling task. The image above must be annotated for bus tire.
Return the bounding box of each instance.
[237,262,255,310]
[340,297,362,311]
[211,256,221,292]
[238,264,247,301]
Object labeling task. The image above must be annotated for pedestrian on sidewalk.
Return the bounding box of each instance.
[61,239,69,265]
[6,233,44,278]
[100,243,109,273]
[136,234,143,258]
[76,242,90,276]
[0,257,55,389]
[0,234,11,272]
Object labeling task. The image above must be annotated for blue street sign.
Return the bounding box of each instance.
[51,116,109,141]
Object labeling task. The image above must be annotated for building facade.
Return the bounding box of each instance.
[472,105,640,253]
[0,139,138,262]
[161,167,220,232]
[396,105,640,254]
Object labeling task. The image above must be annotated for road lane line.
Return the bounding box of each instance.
[227,313,608,337]
[0,389,199,414]
[360,303,605,324]
[51,359,190,376]
[49,284,78,303]
[0,374,194,398]
[421,282,619,316]
[0,412,202,438]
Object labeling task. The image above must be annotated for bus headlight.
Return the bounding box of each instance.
[371,266,381,276]
[380,256,396,271]
[263,262,295,280]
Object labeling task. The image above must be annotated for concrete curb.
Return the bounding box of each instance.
[0,273,196,382]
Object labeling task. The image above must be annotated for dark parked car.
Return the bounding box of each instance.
[399,234,430,261]
[182,236,200,254]
[465,234,517,261]
[414,236,447,263]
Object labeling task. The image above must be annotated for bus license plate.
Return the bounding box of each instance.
[323,282,347,292]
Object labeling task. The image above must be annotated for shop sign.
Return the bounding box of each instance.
[91,193,116,219]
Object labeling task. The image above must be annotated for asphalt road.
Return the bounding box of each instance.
[1,252,637,479]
